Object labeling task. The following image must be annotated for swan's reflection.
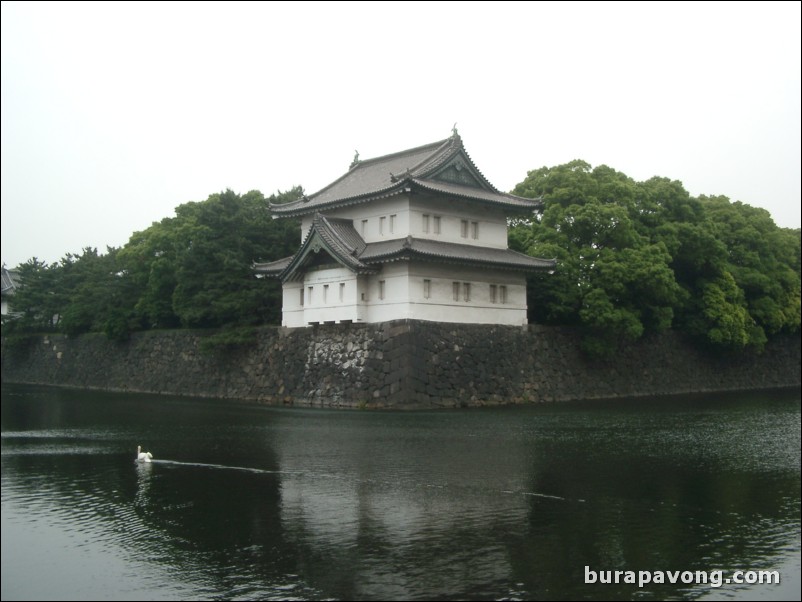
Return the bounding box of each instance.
[134,460,153,509]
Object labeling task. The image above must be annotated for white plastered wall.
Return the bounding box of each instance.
[360,261,527,326]
[282,266,360,327]
[408,196,509,249]
[299,194,511,250]
[300,197,411,244]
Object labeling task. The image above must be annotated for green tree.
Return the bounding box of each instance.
[5,186,303,341]
[170,188,300,328]
[57,247,130,337]
[700,197,801,339]
[6,247,137,340]
[510,160,800,356]
[511,161,681,357]
[117,217,183,330]
[116,186,301,333]
[3,258,63,332]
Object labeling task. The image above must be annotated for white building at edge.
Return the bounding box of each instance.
[254,132,556,327]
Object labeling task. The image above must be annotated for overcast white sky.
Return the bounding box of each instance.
[2,1,800,268]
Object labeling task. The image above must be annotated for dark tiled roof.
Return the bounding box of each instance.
[360,237,556,271]
[305,139,449,207]
[1,267,19,296]
[253,256,292,276]
[270,134,542,217]
[409,179,538,208]
[255,214,376,280]
[317,216,367,257]
[255,213,556,280]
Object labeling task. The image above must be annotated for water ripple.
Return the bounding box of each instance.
[2,385,799,601]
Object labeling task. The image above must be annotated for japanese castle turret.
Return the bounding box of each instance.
[255,132,556,327]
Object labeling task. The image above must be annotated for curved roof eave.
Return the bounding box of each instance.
[269,184,411,218]
[270,178,541,218]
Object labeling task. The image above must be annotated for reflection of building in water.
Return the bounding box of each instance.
[276,429,535,599]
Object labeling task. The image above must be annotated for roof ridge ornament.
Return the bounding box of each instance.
[350,150,360,169]
[450,123,462,147]
[390,168,413,183]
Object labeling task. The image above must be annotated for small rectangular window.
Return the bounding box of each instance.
[300,287,305,306]
[499,285,507,304]
[471,221,479,239]
[463,282,471,302]
[323,284,329,303]
[307,286,313,304]
[361,219,368,236]
[390,214,396,233]
[379,280,386,300]
[422,214,430,233]
[453,281,460,301]
[423,279,431,299]
[489,284,497,304]
[379,216,386,235]
[339,282,345,302]
[461,220,469,238]
[433,215,441,234]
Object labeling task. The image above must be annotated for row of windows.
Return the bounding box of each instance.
[302,283,346,306]
[302,281,508,305]
[357,214,479,239]
[424,280,507,303]
[360,216,400,236]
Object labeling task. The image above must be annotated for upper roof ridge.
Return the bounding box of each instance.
[349,138,450,171]
[288,139,448,207]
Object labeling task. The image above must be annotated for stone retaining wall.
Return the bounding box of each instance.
[2,321,799,408]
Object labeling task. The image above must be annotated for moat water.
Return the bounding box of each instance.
[1,383,799,600]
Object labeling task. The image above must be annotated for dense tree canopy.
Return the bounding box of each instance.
[510,161,800,356]
[4,188,301,341]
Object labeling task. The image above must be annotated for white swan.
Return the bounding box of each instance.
[136,445,153,463]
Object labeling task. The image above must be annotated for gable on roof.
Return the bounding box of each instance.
[256,214,377,282]
[269,133,542,218]
[429,154,485,189]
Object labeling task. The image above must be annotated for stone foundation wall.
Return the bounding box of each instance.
[2,321,799,408]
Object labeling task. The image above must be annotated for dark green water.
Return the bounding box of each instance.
[1,384,799,600]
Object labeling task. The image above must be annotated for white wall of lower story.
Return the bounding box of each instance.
[282,267,361,327]
[281,261,529,327]
[404,262,527,326]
